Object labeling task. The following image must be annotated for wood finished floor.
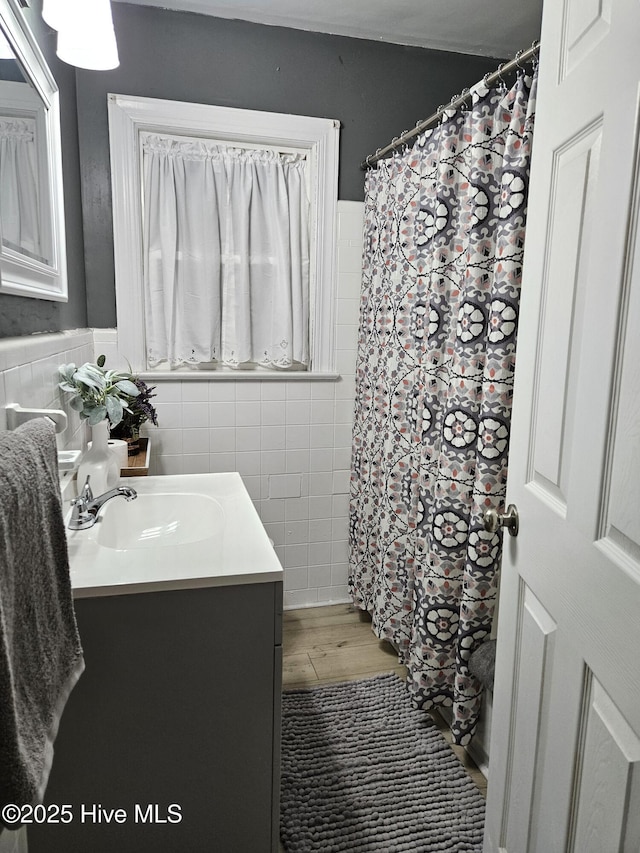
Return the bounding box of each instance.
[281,602,488,801]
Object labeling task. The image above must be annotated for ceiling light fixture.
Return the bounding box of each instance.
[43,0,120,71]
[41,0,72,31]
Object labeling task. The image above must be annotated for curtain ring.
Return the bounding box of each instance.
[515,49,525,70]
[530,40,540,70]
[496,63,509,90]
[483,72,491,88]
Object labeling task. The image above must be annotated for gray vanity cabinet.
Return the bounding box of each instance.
[30,580,283,853]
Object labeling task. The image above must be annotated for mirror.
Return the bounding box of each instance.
[0,0,67,300]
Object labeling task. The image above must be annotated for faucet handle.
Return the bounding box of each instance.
[81,475,94,503]
[69,494,94,530]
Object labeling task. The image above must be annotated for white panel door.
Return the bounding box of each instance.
[484,0,640,850]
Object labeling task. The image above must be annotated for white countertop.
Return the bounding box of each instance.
[67,472,283,598]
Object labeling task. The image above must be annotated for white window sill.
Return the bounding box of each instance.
[137,370,341,382]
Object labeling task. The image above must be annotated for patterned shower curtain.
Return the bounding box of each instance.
[349,67,538,744]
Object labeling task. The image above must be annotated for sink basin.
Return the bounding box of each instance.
[96,492,225,550]
[66,473,283,597]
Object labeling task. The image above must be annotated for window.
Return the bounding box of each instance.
[108,94,340,376]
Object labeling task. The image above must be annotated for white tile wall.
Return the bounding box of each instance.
[0,329,94,455]
[117,200,364,607]
[153,200,362,607]
[2,201,364,610]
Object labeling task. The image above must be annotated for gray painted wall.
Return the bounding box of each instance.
[78,2,500,328]
[1,1,500,336]
[0,0,87,338]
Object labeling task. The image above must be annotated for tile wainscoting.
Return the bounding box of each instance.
[0,202,364,608]
[96,200,365,609]
[0,329,94,456]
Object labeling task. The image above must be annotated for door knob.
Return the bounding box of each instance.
[483,504,519,537]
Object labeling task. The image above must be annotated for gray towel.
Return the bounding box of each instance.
[0,418,84,823]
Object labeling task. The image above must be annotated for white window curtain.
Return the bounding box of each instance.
[141,132,310,369]
[0,116,41,257]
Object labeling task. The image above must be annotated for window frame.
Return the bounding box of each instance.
[108,93,340,377]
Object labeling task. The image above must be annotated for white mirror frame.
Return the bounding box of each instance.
[0,0,67,301]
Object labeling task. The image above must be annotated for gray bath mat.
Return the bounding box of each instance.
[280,674,485,852]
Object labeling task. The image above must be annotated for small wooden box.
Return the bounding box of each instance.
[120,437,150,477]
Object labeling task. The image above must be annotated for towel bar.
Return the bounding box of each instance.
[5,403,68,434]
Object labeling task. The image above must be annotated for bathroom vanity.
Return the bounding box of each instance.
[29,473,283,853]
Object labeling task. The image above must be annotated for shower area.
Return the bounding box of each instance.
[348,50,539,748]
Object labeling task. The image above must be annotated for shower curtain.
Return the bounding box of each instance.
[349,67,537,744]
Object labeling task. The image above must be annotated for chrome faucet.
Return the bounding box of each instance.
[68,476,137,530]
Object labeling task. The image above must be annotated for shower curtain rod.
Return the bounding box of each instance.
[361,40,540,170]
